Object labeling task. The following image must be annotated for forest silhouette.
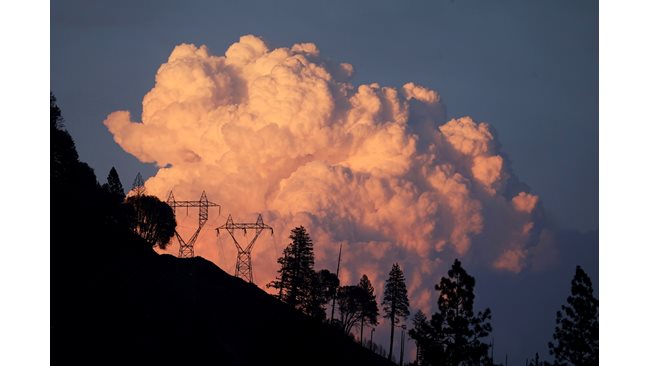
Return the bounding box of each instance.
[51,94,597,365]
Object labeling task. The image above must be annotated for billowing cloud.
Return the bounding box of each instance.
[512,192,540,214]
[105,35,545,316]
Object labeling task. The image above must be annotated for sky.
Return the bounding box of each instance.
[51,0,597,233]
[50,0,598,364]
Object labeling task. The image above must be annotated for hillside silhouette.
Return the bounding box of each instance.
[51,96,394,365]
[76,250,395,365]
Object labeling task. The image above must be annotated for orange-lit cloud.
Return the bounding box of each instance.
[493,248,527,273]
[105,35,544,315]
[512,192,540,214]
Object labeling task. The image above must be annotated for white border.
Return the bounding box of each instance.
[600,0,650,363]
[0,0,50,364]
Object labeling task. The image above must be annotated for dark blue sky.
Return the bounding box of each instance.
[51,0,597,233]
[51,0,598,363]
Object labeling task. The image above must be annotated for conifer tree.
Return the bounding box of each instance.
[421,259,493,366]
[382,263,410,361]
[548,266,598,366]
[359,274,379,344]
[105,167,125,201]
[409,309,428,365]
[267,226,316,312]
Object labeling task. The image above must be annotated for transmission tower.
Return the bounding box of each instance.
[167,190,220,258]
[131,172,146,196]
[216,214,273,283]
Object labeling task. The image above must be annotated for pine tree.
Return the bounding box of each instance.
[105,167,125,201]
[267,226,315,312]
[409,309,428,365]
[382,262,410,361]
[421,259,493,366]
[51,93,83,184]
[548,266,598,366]
[271,251,289,301]
[359,274,379,345]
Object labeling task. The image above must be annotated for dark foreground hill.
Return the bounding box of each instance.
[51,95,392,365]
[73,246,394,365]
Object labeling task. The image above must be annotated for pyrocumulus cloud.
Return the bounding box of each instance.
[105,35,545,314]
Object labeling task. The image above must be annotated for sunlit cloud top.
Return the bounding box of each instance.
[105,35,546,313]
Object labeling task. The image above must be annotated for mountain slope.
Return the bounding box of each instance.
[87,251,394,365]
[51,95,393,365]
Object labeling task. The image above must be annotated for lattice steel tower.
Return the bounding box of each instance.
[167,190,220,258]
[216,214,273,283]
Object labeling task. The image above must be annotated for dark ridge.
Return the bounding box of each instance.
[51,94,393,365]
[90,251,393,365]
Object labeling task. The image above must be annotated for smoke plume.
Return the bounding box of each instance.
[105,35,546,315]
